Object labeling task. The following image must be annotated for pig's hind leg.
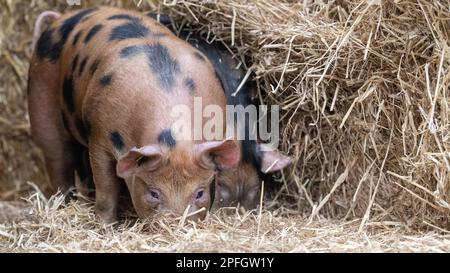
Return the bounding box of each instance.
[28,61,78,197]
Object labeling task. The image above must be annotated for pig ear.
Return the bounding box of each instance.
[195,139,241,170]
[116,145,162,179]
[258,144,293,173]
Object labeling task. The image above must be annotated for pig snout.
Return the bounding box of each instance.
[146,186,211,220]
[126,177,214,221]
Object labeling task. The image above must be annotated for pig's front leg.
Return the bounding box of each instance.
[89,144,121,223]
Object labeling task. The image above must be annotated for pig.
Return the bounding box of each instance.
[147,13,292,210]
[28,6,243,223]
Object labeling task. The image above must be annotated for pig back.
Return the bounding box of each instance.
[51,7,226,150]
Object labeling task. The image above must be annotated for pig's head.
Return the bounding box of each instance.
[215,143,292,210]
[116,139,240,220]
[214,162,261,210]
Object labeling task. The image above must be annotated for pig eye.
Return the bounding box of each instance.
[196,189,204,200]
[193,187,208,204]
[150,190,160,200]
[145,188,162,204]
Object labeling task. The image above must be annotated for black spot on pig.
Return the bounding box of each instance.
[158,129,176,148]
[59,8,98,45]
[72,30,83,46]
[184,77,195,94]
[107,14,136,21]
[76,118,91,142]
[72,54,80,73]
[80,15,93,24]
[84,24,103,44]
[35,29,63,62]
[119,43,180,91]
[146,44,180,91]
[110,17,149,41]
[35,29,53,58]
[62,77,75,113]
[193,52,206,62]
[110,131,125,151]
[100,73,113,86]
[120,45,142,58]
[78,57,88,76]
[90,59,101,75]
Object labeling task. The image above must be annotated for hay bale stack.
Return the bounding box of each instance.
[159,0,450,229]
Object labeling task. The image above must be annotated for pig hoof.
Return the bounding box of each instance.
[95,203,117,224]
[97,211,118,224]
